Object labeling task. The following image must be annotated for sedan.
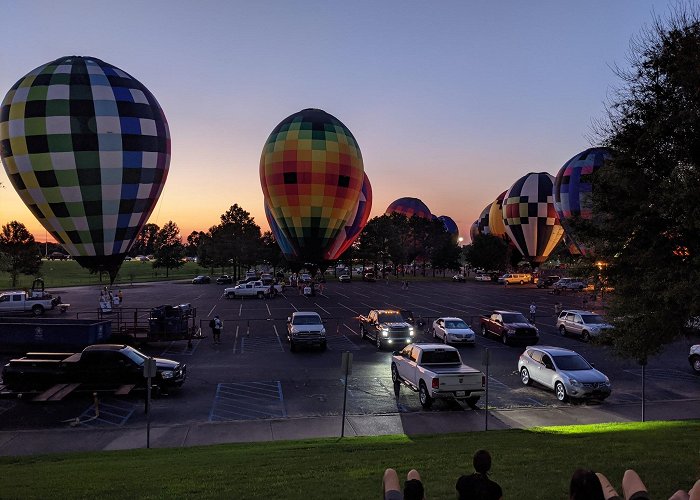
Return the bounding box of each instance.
[192,275,211,284]
[452,274,466,282]
[475,274,492,282]
[518,345,611,402]
[432,317,475,345]
[215,275,233,284]
[338,274,351,283]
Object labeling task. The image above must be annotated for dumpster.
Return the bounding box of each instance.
[0,317,112,351]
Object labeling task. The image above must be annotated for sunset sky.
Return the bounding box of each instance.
[0,0,677,244]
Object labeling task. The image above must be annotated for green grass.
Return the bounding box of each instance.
[1,421,697,499]
[0,260,218,289]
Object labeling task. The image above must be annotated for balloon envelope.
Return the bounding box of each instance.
[265,200,297,260]
[469,220,479,242]
[488,191,508,239]
[385,197,432,219]
[553,147,612,255]
[476,204,491,235]
[502,172,564,264]
[438,215,458,237]
[260,108,364,263]
[0,56,170,282]
[326,172,372,260]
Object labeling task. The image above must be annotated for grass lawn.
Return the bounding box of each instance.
[0,260,219,290]
[0,421,697,499]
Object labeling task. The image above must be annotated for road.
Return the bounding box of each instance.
[0,277,698,431]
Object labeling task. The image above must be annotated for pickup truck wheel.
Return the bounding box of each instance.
[227,292,235,299]
[31,304,44,316]
[555,381,568,402]
[480,325,488,338]
[559,325,567,337]
[466,396,480,408]
[582,331,590,342]
[376,336,382,350]
[520,367,531,385]
[691,355,700,374]
[418,383,433,409]
[391,364,400,384]
[257,292,264,299]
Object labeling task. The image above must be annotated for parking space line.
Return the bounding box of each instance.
[233,325,240,353]
[160,339,201,356]
[338,303,360,315]
[343,322,359,336]
[209,381,286,421]
[78,398,137,427]
[327,334,360,350]
[336,292,350,299]
[266,303,271,317]
[238,303,242,316]
[315,303,331,315]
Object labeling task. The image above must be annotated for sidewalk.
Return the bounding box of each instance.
[2,399,698,457]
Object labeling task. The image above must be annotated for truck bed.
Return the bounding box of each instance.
[424,364,482,375]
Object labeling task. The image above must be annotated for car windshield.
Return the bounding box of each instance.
[553,354,591,371]
[293,315,322,325]
[445,320,469,329]
[581,314,606,324]
[501,313,528,323]
[378,312,404,322]
[420,350,461,364]
[121,347,146,366]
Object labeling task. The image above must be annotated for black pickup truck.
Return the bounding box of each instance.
[1,344,186,393]
[358,309,415,350]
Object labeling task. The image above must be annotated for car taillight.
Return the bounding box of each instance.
[432,378,439,389]
[482,375,486,387]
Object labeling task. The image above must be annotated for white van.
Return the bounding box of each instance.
[498,273,532,285]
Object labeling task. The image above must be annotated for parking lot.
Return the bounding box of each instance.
[1,278,698,431]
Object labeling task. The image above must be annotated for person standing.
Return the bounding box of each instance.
[210,315,223,344]
[529,302,537,323]
[118,290,123,304]
[456,449,503,500]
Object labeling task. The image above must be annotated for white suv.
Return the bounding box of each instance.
[553,278,586,291]
[556,310,613,342]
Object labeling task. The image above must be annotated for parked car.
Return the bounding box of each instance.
[536,275,561,288]
[215,275,233,284]
[192,275,211,284]
[553,278,586,291]
[556,310,614,342]
[48,251,69,260]
[452,274,466,282]
[689,345,700,374]
[431,317,475,346]
[338,274,351,283]
[517,345,611,402]
[498,273,532,285]
[363,272,376,282]
[480,310,539,345]
[358,309,414,350]
[474,274,492,282]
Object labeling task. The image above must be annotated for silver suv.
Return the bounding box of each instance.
[553,278,585,291]
[556,310,614,342]
[517,345,611,402]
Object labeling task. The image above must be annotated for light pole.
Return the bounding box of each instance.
[458,237,464,275]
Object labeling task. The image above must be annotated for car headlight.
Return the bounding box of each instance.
[320,328,326,335]
[161,371,174,379]
[382,331,389,337]
[569,378,580,387]
[409,328,414,336]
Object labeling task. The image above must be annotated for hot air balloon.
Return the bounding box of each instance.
[260,108,364,264]
[502,172,564,264]
[476,204,491,235]
[0,56,170,283]
[264,200,297,260]
[385,197,432,219]
[438,215,458,237]
[553,147,612,255]
[326,172,372,260]
[469,220,479,242]
[488,191,508,239]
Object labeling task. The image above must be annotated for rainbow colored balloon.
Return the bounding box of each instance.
[385,197,432,219]
[260,108,364,263]
[0,56,170,282]
[502,172,564,264]
[553,147,612,255]
[264,200,297,260]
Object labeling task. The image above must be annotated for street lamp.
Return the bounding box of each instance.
[458,237,465,275]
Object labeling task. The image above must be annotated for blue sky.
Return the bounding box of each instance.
[0,0,679,240]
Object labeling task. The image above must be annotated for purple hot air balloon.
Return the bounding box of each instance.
[438,215,459,237]
[385,197,432,219]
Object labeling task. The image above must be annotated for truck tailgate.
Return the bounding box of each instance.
[428,365,484,390]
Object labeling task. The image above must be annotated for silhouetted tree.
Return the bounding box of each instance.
[152,221,185,277]
[0,221,42,287]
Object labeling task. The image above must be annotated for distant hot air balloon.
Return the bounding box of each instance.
[265,200,297,260]
[0,56,170,283]
[488,191,508,239]
[553,147,612,255]
[326,172,372,260]
[438,215,459,237]
[469,220,479,242]
[502,172,564,264]
[385,197,432,219]
[260,108,364,264]
[476,204,491,235]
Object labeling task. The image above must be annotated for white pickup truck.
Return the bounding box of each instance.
[391,343,485,409]
[223,280,278,299]
[0,291,63,316]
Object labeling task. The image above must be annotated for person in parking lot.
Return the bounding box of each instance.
[382,468,425,500]
[455,449,503,500]
[529,302,537,323]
